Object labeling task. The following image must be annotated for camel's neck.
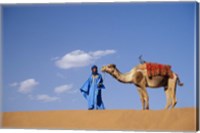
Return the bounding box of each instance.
[110,68,136,83]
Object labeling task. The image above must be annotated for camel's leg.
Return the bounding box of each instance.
[137,87,149,110]
[168,78,177,108]
[164,87,172,110]
[135,73,149,110]
[142,88,149,110]
[137,88,145,110]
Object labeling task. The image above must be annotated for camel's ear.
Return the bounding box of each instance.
[108,64,115,68]
[111,64,116,68]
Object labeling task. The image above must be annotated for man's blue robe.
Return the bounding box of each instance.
[80,73,105,110]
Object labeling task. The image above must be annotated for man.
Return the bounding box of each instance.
[80,65,105,110]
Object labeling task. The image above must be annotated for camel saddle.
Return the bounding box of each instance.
[144,62,173,79]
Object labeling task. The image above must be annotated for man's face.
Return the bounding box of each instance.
[92,68,97,73]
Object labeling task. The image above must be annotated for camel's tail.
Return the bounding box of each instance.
[176,73,184,86]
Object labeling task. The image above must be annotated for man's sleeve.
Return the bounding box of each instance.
[98,74,105,89]
[80,77,91,93]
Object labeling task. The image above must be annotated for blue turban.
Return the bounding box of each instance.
[91,65,98,75]
[91,65,97,70]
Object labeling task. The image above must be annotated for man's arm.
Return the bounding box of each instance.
[97,74,105,89]
[80,76,91,93]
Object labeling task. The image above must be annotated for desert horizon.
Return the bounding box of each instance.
[2,107,198,131]
[1,106,196,113]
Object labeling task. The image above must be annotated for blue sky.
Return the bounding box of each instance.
[2,2,198,112]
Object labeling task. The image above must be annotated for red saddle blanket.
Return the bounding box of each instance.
[145,62,173,79]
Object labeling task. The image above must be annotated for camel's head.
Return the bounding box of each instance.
[101,64,116,74]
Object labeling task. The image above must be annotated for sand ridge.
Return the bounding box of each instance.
[2,107,197,131]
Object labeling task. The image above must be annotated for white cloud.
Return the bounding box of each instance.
[9,82,18,87]
[55,49,116,69]
[36,94,60,102]
[54,84,73,94]
[18,79,39,94]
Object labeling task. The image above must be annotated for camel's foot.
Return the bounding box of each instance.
[164,105,171,110]
[141,107,149,110]
[141,107,146,110]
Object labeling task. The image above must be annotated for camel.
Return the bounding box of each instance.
[101,63,183,110]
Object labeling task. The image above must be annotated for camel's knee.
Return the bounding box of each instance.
[144,96,149,101]
[140,98,144,104]
[172,100,177,108]
[140,97,144,101]
[143,95,149,103]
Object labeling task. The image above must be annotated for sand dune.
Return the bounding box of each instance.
[2,108,197,131]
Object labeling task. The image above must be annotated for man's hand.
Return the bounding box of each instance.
[98,83,103,88]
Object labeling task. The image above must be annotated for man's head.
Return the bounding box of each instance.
[91,65,98,75]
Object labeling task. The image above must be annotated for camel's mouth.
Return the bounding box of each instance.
[101,66,106,72]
